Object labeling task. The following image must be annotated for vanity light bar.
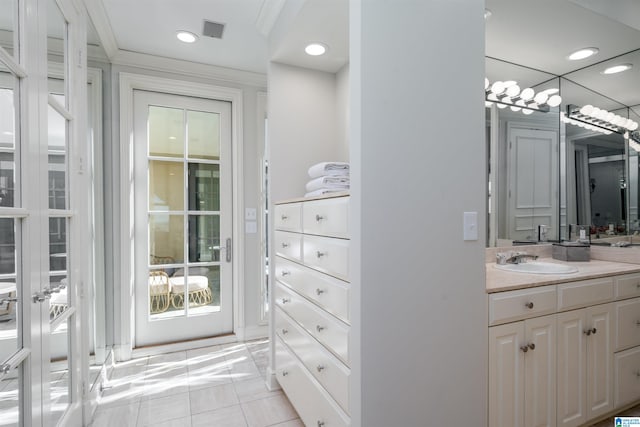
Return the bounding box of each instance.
[484,79,561,114]
[565,104,639,134]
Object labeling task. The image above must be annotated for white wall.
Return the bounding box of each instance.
[267,62,346,202]
[336,64,350,161]
[350,1,487,425]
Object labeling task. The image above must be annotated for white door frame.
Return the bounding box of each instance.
[116,73,244,361]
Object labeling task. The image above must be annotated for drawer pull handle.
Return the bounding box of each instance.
[316,288,324,295]
[591,328,597,335]
[316,251,326,258]
[281,329,288,335]
[281,242,290,248]
[317,422,325,427]
[528,343,535,350]
[281,298,290,304]
[282,370,289,377]
[316,365,325,373]
[316,214,324,222]
[281,215,288,221]
[584,327,597,336]
[636,320,640,326]
[316,325,325,333]
[636,371,640,378]
[281,270,291,276]
[520,345,529,353]
[525,302,534,309]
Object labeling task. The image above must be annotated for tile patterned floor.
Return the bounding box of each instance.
[90,339,303,427]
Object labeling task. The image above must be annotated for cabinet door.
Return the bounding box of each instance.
[490,322,525,427]
[585,303,614,420]
[556,310,587,427]
[524,315,556,427]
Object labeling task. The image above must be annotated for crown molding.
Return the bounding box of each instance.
[112,50,267,87]
[83,0,119,60]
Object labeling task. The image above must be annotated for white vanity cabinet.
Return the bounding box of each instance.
[274,194,350,426]
[613,274,640,407]
[489,313,556,427]
[556,303,614,427]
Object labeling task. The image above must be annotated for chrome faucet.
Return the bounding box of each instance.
[506,252,539,264]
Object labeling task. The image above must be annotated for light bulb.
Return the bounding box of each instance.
[597,109,609,120]
[510,105,521,112]
[496,103,507,109]
[613,115,624,126]
[305,43,328,56]
[580,105,593,116]
[515,100,526,107]
[602,63,633,75]
[606,112,615,122]
[630,122,639,131]
[547,95,562,107]
[505,84,520,98]
[567,47,599,61]
[485,101,494,108]
[487,93,498,102]
[491,81,506,95]
[176,31,198,43]
[590,107,601,118]
[625,119,635,130]
[534,92,548,105]
[485,78,489,90]
[501,96,513,104]
[520,88,535,101]
[522,109,533,115]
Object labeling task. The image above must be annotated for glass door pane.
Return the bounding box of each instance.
[0,0,18,60]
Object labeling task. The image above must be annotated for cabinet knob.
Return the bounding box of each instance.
[281,298,290,304]
[636,320,640,326]
[281,270,290,276]
[316,365,325,373]
[281,329,288,335]
[520,345,529,353]
[528,343,535,351]
[281,242,290,248]
[317,422,325,427]
[525,302,534,309]
[591,328,597,335]
[316,288,324,295]
[584,329,592,336]
[282,370,289,377]
[584,328,597,336]
[281,215,288,221]
[316,325,325,333]
[316,214,324,222]
[316,251,326,258]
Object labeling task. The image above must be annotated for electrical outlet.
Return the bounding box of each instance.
[245,208,257,220]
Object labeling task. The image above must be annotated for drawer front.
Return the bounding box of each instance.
[615,298,640,351]
[616,273,640,300]
[275,257,350,323]
[274,231,302,262]
[489,286,557,326]
[276,308,350,414]
[303,197,349,238]
[614,345,640,408]
[275,282,350,364]
[275,338,350,427]
[303,234,349,281]
[274,203,302,232]
[557,277,614,311]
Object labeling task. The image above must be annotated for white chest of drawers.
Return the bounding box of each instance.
[273,194,351,426]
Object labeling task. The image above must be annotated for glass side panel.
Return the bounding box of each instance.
[188,215,219,263]
[0,372,20,426]
[0,73,17,208]
[149,214,184,265]
[149,160,183,212]
[48,105,67,210]
[49,319,69,426]
[188,163,219,211]
[49,217,68,322]
[0,0,18,59]
[187,110,220,160]
[0,220,17,359]
[148,106,184,158]
[47,0,67,106]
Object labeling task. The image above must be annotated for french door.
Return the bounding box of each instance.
[0,0,86,425]
[133,90,233,347]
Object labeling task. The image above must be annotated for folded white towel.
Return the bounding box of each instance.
[304,188,348,198]
[305,176,350,192]
[308,162,350,178]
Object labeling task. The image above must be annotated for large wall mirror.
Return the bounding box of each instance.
[485,0,640,247]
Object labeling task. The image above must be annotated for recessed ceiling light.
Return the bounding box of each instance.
[176,31,198,43]
[305,43,327,56]
[567,47,599,61]
[484,9,492,19]
[602,63,633,75]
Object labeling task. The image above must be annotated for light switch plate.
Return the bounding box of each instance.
[245,208,257,221]
[245,221,257,234]
[463,211,478,241]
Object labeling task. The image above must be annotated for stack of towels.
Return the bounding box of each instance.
[305,162,350,197]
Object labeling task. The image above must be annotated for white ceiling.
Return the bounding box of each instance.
[89,0,639,109]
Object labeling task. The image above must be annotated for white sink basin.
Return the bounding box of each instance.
[495,261,578,275]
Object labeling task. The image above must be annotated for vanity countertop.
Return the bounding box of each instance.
[486,257,640,293]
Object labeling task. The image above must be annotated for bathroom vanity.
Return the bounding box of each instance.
[487,252,640,427]
[273,193,351,427]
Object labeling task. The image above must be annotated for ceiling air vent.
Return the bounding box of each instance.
[202,20,225,39]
